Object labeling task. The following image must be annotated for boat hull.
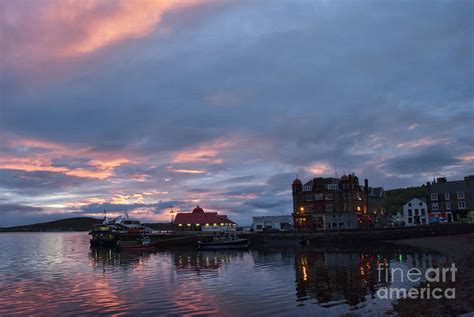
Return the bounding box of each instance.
[118,243,159,251]
[198,239,249,250]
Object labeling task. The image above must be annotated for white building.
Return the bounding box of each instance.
[402,198,428,226]
[252,215,293,232]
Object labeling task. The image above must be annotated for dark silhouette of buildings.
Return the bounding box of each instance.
[292,174,385,230]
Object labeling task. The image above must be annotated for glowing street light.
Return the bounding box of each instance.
[169,205,175,223]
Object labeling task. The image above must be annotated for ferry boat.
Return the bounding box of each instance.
[89,214,153,247]
[117,236,159,251]
[197,235,249,250]
[89,223,116,247]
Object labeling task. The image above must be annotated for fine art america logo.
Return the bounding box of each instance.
[376,263,457,300]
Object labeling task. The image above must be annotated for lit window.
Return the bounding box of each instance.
[205,223,209,226]
[196,224,200,226]
[187,224,191,226]
[178,224,182,227]
[213,223,217,226]
[220,223,224,226]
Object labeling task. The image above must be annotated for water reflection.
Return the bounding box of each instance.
[89,247,152,270]
[173,250,246,274]
[0,233,450,316]
[293,249,448,309]
[295,251,387,306]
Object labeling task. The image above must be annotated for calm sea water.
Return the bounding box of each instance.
[0,232,446,316]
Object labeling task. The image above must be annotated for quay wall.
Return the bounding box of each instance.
[246,224,474,247]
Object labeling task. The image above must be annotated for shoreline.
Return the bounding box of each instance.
[386,234,474,316]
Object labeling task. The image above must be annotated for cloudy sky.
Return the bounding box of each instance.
[0,0,473,226]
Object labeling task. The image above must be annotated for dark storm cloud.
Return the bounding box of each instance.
[382,145,463,174]
[80,200,189,214]
[221,185,265,197]
[242,196,290,211]
[0,204,43,213]
[0,169,93,194]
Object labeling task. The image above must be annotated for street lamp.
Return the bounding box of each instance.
[169,205,175,224]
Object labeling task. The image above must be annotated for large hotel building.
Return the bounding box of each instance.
[292,174,385,230]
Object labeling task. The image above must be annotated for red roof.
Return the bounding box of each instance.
[174,206,235,225]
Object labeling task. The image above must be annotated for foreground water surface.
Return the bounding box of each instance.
[0,232,447,316]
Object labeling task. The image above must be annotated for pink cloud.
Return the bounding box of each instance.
[306,163,332,175]
[1,0,205,81]
[0,134,133,180]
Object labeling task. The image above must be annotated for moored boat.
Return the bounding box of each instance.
[117,236,158,251]
[89,223,116,247]
[89,214,153,248]
[197,236,249,250]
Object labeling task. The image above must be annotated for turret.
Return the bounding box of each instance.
[292,178,302,194]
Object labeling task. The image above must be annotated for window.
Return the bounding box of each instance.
[327,184,338,190]
[457,192,465,199]
[408,209,412,216]
[314,193,324,200]
[421,219,426,224]
[415,209,419,216]
[408,218,412,224]
[431,193,438,201]
[332,223,337,228]
[408,203,412,207]
[343,203,349,211]
[305,195,313,201]
[325,204,333,212]
[325,193,333,200]
[432,202,439,211]
[338,223,344,227]
[419,202,423,206]
[445,202,451,210]
[303,186,312,192]
[445,193,450,200]
[458,201,466,209]
[421,209,426,216]
[256,225,263,230]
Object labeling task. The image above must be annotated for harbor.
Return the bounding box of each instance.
[88,208,474,250]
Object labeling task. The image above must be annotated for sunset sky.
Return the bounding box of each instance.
[1,0,473,226]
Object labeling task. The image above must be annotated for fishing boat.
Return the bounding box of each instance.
[197,235,249,250]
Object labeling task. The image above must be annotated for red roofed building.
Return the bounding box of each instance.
[174,205,237,231]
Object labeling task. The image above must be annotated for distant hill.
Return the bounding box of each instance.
[384,185,427,215]
[0,217,103,232]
